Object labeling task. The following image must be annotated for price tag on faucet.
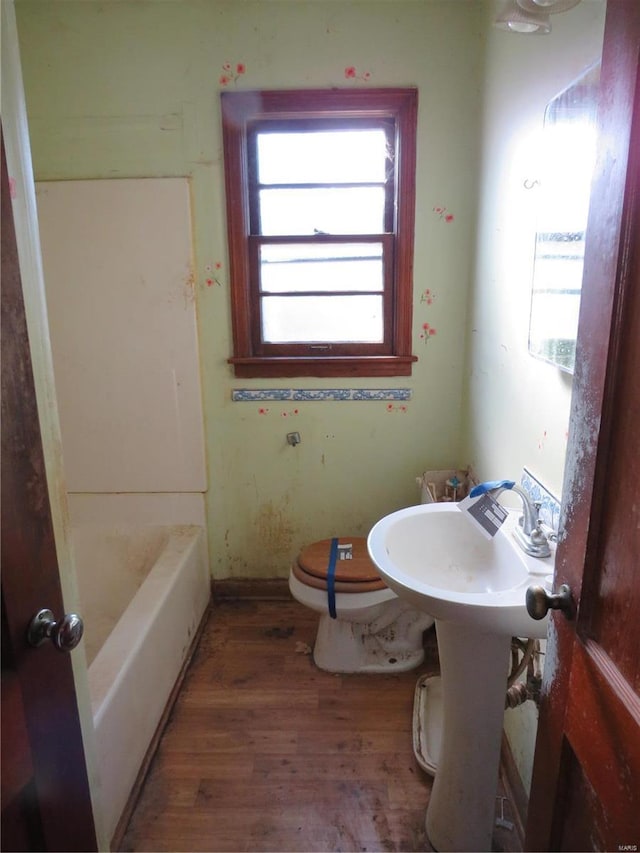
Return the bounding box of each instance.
[458,492,509,539]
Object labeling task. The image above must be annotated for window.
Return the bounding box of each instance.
[221,88,418,378]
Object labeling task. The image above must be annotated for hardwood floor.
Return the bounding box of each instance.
[118,599,522,853]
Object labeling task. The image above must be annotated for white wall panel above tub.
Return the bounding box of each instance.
[36,178,206,494]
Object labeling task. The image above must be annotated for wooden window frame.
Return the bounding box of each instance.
[221,88,418,378]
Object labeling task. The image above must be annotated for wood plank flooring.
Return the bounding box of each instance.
[118,600,522,853]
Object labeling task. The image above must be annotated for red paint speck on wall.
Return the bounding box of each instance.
[220,62,246,86]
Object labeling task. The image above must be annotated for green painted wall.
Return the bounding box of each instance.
[465,0,606,796]
[16,0,485,579]
[464,0,606,502]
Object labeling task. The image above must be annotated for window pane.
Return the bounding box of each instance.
[260,243,383,294]
[261,295,383,343]
[257,129,388,185]
[259,187,385,235]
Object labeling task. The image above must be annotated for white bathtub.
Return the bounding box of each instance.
[73,523,210,842]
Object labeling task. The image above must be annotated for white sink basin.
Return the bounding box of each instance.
[367,502,552,638]
[367,500,555,851]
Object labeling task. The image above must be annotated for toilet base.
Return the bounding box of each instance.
[312,603,432,674]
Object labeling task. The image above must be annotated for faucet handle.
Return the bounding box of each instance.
[533,501,544,527]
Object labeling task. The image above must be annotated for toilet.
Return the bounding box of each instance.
[288,536,434,674]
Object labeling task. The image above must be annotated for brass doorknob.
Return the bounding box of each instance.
[526,583,575,621]
[27,608,84,652]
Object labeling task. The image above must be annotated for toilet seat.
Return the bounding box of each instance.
[293,537,387,593]
[288,537,433,673]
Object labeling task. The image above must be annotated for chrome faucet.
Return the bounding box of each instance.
[469,480,551,558]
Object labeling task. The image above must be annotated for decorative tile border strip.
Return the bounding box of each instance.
[232,388,412,402]
[232,389,292,402]
[351,389,410,401]
[293,389,351,401]
[521,467,561,532]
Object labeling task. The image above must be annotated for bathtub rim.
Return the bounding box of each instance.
[87,523,204,725]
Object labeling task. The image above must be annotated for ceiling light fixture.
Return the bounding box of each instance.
[517,0,582,12]
[494,0,552,34]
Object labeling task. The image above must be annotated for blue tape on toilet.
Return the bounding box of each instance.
[327,537,339,619]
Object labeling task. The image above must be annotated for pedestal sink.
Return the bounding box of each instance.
[368,503,553,852]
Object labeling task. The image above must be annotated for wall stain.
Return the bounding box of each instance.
[255,499,297,559]
[182,265,196,307]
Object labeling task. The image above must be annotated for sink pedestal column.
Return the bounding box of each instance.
[425,620,511,852]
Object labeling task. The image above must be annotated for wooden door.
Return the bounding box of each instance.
[1,134,97,851]
[525,1,640,849]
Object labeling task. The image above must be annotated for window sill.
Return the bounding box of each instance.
[229,355,418,378]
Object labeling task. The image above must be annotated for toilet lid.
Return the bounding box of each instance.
[297,537,385,586]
